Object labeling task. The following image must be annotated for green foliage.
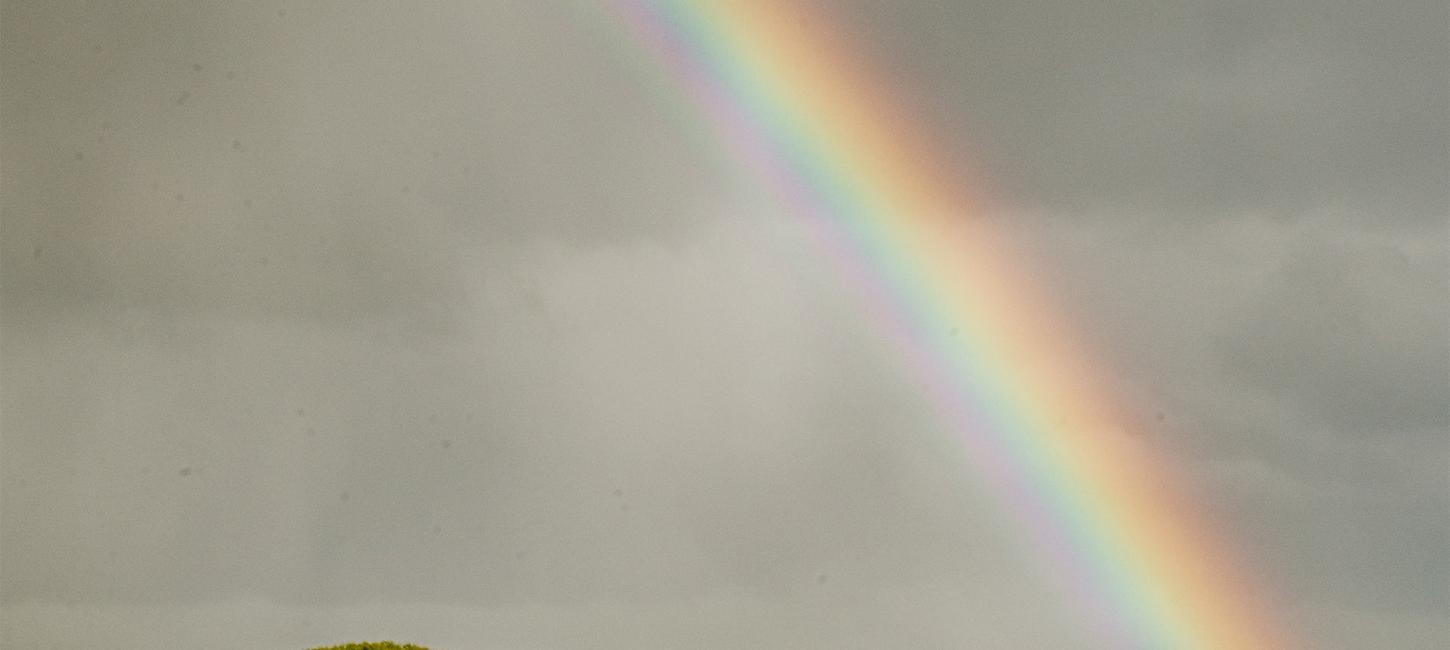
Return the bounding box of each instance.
[308,643,430,650]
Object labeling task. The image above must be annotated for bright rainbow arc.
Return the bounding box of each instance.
[608,2,1289,648]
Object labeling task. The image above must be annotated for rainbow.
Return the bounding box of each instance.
[607,2,1290,648]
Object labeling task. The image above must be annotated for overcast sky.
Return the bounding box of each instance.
[2,1,1446,648]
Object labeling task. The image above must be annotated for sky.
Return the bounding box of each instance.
[2,1,1447,648]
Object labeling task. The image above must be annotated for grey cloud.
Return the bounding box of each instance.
[2,1,716,328]
[812,0,1448,221]
[1006,208,1449,642]
[1221,231,1449,436]
[2,215,1046,616]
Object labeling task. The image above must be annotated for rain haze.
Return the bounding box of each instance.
[2,1,1447,648]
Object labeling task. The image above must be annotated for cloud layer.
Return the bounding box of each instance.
[3,1,1446,648]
